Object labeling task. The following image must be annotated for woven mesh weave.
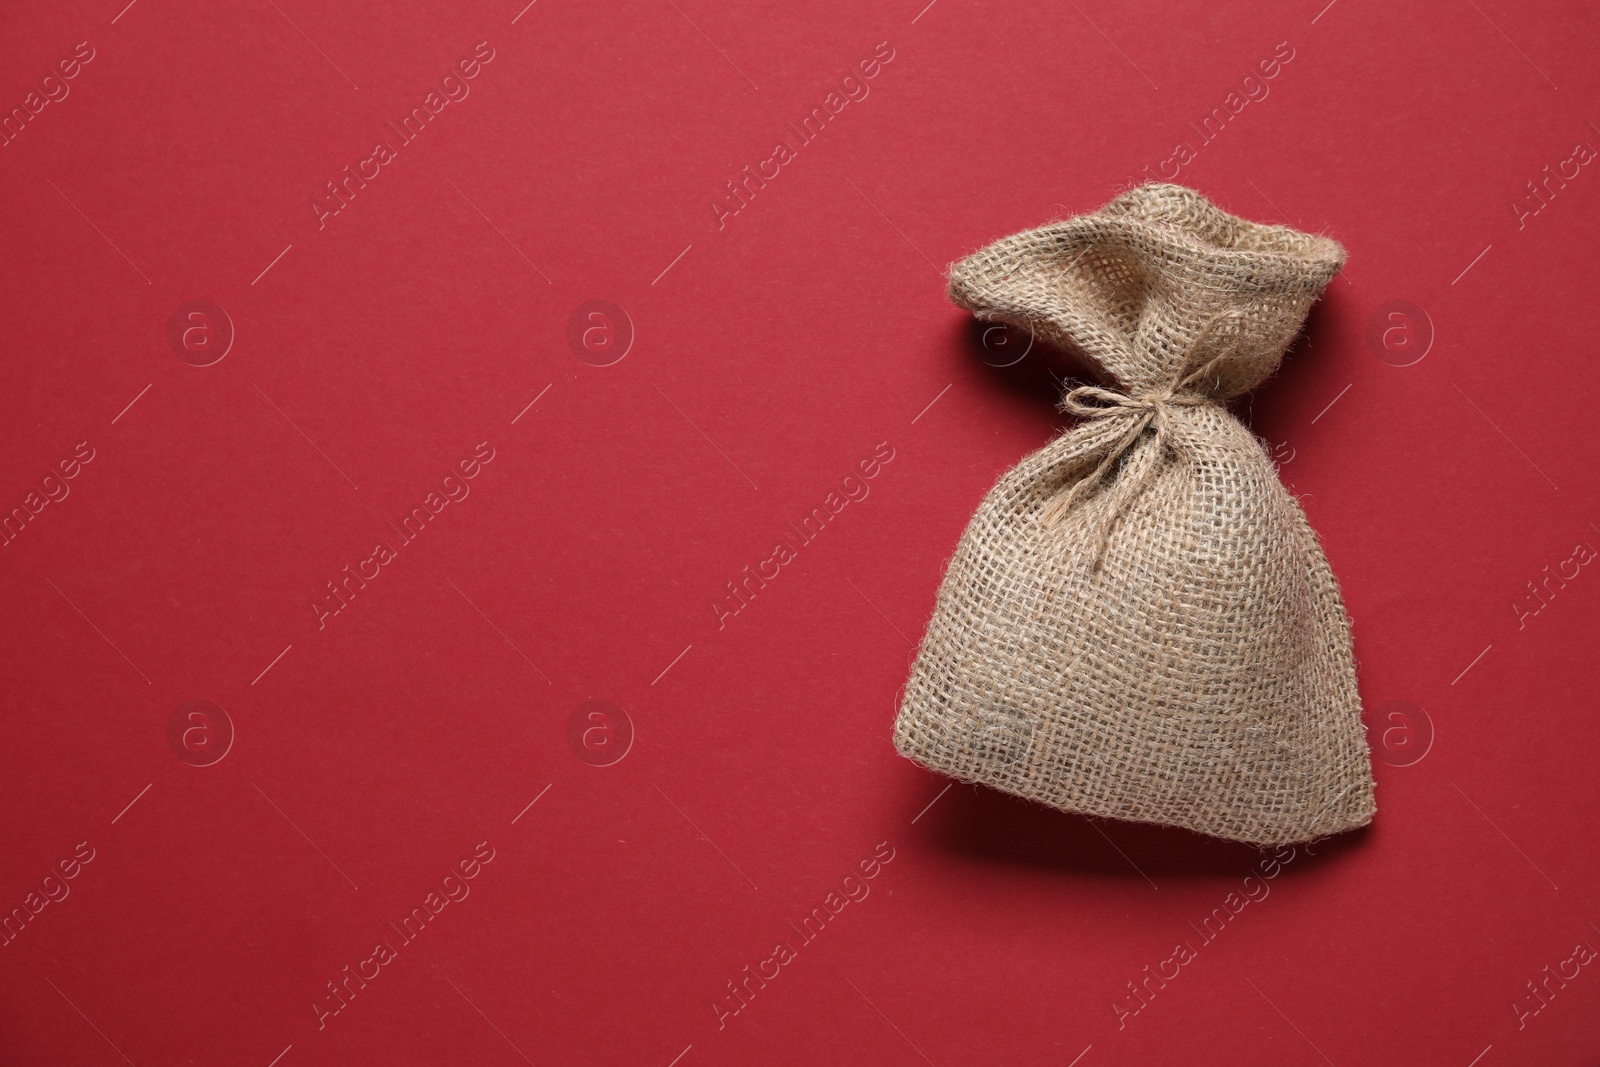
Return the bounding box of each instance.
[893,184,1375,845]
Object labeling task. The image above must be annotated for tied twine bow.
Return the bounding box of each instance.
[1039,311,1248,567]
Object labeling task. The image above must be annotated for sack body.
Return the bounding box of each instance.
[894,184,1375,846]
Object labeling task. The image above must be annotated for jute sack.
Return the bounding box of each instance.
[894,184,1374,846]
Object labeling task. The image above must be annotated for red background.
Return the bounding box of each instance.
[3,0,1598,1063]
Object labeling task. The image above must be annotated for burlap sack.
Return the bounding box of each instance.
[894,184,1374,846]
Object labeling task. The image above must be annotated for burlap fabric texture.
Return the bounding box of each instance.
[894,184,1375,846]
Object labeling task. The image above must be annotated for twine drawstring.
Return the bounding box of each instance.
[1040,312,1248,566]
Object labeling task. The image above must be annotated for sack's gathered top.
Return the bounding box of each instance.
[894,184,1375,847]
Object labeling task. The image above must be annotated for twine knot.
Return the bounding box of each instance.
[1038,384,1212,531]
[1039,312,1247,566]
[1059,383,1211,422]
